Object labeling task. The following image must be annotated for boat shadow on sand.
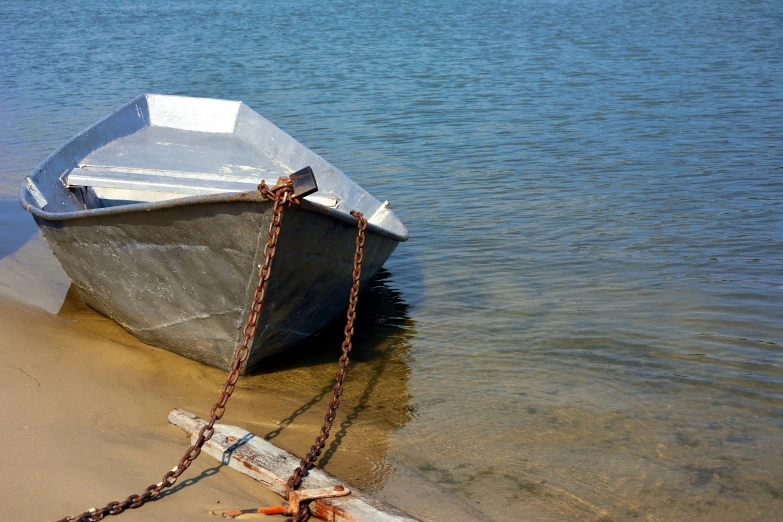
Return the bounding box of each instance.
[56,267,417,491]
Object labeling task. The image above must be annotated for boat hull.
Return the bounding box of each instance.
[34,194,397,373]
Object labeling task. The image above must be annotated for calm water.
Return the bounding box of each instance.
[2,1,782,520]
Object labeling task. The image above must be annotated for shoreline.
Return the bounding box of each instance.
[0,280,487,521]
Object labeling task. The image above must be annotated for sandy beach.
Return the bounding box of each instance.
[0,293,283,521]
[0,294,488,522]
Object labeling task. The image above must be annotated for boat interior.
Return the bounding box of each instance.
[20,94,407,239]
[66,125,304,208]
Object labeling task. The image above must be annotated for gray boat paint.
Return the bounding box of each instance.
[18,94,407,373]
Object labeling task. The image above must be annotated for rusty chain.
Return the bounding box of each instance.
[284,210,367,522]
[56,178,300,522]
[55,178,367,522]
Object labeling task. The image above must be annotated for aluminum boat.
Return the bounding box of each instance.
[18,94,407,373]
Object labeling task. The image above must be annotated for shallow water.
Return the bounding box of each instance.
[1,0,782,520]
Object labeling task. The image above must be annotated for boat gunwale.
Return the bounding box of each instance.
[18,93,408,243]
[18,187,409,242]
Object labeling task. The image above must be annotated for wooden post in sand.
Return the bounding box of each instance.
[168,409,422,522]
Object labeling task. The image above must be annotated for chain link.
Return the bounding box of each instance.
[56,178,299,522]
[284,210,367,522]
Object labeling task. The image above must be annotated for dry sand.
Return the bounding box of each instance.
[0,294,285,521]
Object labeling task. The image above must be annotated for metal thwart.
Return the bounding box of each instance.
[57,172,367,522]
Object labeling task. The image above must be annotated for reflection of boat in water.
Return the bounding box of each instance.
[248,268,417,491]
[19,94,408,373]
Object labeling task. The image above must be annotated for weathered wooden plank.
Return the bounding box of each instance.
[168,409,422,522]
